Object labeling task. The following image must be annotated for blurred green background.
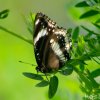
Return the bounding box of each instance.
[0,0,99,100]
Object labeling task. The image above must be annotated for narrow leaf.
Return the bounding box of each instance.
[36,80,49,87]
[94,0,99,3]
[65,59,87,67]
[72,26,79,41]
[80,85,88,94]
[77,36,85,55]
[90,69,100,78]
[95,18,100,23]
[23,13,35,35]
[79,73,93,91]
[0,9,9,19]
[75,1,89,7]
[23,72,43,80]
[95,89,100,93]
[48,76,58,98]
[93,23,100,29]
[89,51,100,57]
[81,25,99,36]
[85,69,99,88]
[84,32,93,40]
[79,62,85,72]
[80,10,99,19]
[79,54,91,61]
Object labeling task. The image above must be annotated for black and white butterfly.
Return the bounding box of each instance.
[33,13,72,73]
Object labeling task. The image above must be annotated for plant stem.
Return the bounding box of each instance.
[0,25,33,45]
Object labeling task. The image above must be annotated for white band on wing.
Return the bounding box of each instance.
[50,39,66,62]
[34,29,48,45]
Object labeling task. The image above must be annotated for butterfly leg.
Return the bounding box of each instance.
[36,66,40,74]
[44,73,49,82]
[36,66,49,82]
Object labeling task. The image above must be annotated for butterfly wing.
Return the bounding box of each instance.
[33,13,57,72]
[46,27,71,70]
[33,13,72,73]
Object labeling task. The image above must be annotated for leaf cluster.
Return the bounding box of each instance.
[74,0,100,99]
[75,0,100,19]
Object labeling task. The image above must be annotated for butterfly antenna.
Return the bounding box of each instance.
[19,61,37,66]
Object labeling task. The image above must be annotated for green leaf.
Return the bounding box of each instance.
[87,38,98,50]
[80,10,99,19]
[30,13,36,22]
[79,73,93,91]
[27,13,36,34]
[59,65,73,75]
[94,89,100,93]
[89,51,100,57]
[79,62,85,72]
[35,80,49,87]
[23,72,43,80]
[94,0,99,3]
[75,1,89,7]
[85,69,99,88]
[90,69,100,78]
[25,19,33,35]
[65,59,87,68]
[0,9,9,19]
[84,32,93,40]
[95,18,100,23]
[93,23,100,29]
[88,42,99,52]
[80,85,88,94]
[48,76,58,98]
[72,26,79,41]
[77,36,85,55]
[81,25,99,36]
[76,46,82,56]
[79,54,91,61]
[92,57,100,64]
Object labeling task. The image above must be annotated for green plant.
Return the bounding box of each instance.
[74,0,100,100]
[0,0,100,99]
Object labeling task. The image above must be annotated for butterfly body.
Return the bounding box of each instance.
[33,13,72,73]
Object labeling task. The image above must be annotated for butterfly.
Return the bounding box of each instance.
[33,12,72,73]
